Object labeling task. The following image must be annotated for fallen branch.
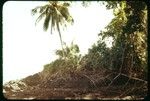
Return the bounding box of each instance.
[119,73,147,83]
[106,73,121,89]
[122,77,131,89]
[119,83,146,97]
[81,74,97,88]
[105,69,147,91]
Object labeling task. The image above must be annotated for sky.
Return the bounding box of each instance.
[3,1,114,84]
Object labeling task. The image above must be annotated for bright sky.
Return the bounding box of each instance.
[3,1,114,84]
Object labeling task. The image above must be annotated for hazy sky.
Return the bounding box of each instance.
[3,1,114,83]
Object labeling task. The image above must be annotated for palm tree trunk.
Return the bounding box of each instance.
[58,31,65,57]
[56,23,65,58]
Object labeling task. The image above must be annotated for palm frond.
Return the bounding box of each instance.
[55,50,63,57]
[31,6,43,15]
[35,11,46,25]
[68,16,74,24]
[50,10,57,34]
[58,14,64,25]
[31,5,49,15]
[43,14,51,31]
[39,5,49,13]
[57,5,74,24]
[55,7,67,27]
[43,8,51,31]
[31,8,38,16]
[63,2,70,7]
[58,6,69,21]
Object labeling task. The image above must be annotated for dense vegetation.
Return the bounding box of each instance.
[86,1,147,79]
[43,42,81,75]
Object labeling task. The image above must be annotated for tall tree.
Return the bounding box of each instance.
[31,1,74,56]
[100,1,147,78]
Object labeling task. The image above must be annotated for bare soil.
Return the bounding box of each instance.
[3,68,147,100]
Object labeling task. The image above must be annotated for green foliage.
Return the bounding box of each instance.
[123,1,147,34]
[80,41,112,70]
[56,42,81,67]
[81,1,147,79]
[43,58,79,75]
[43,42,81,75]
[43,59,67,74]
[104,1,119,9]
[104,1,147,67]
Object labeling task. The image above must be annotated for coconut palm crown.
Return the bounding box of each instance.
[31,1,74,56]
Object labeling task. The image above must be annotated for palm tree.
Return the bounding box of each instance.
[31,1,74,56]
[55,42,80,59]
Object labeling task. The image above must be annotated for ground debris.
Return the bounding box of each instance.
[3,68,147,100]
